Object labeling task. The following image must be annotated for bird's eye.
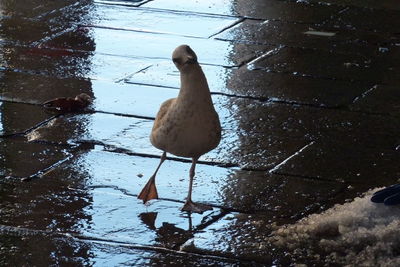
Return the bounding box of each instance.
[172,58,181,64]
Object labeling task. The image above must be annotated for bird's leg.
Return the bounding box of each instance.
[181,157,213,214]
[138,151,166,203]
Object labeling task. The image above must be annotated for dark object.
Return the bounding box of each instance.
[139,212,158,230]
[43,93,92,113]
[371,184,400,205]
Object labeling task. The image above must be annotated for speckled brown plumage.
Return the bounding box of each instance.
[138,45,221,213]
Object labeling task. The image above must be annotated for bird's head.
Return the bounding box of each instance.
[172,45,198,71]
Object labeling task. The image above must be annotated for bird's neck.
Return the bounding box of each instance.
[177,65,212,104]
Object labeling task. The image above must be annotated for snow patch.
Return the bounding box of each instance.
[268,189,400,266]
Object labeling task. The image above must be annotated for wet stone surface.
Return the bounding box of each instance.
[226,67,373,107]
[272,140,400,187]
[93,3,239,38]
[1,0,400,265]
[142,0,240,16]
[323,6,400,33]
[0,137,69,178]
[351,85,400,116]
[0,101,52,136]
[216,18,399,57]
[251,46,392,83]
[82,27,271,67]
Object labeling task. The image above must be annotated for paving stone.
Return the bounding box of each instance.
[26,80,400,169]
[251,46,389,83]
[0,46,93,79]
[226,67,372,107]
[145,0,341,22]
[0,17,56,44]
[0,137,68,177]
[0,101,52,135]
[0,148,225,247]
[142,0,239,16]
[95,0,148,7]
[216,19,398,56]
[25,110,299,169]
[221,98,400,151]
[351,85,400,116]
[126,59,374,107]
[91,80,177,117]
[92,4,239,38]
[49,27,272,67]
[324,6,400,33]
[180,213,274,263]
[0,48,154,83]
[125,60,235,94]
[0,1,94,45]
[0,71,91,104]
[180,188,338,264]
[26,113,154,151]
[26,93,312,169]
[2,0,400,265]
[272,140,400,186]
[0,233,240,266]
[0,233,94,267]
[309,0,400,11]
[218,170,344,215]
[0,0,78,18]
[234,0,341,22]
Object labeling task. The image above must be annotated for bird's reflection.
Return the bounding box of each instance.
[138,211,194,249]
[138,212,158,230]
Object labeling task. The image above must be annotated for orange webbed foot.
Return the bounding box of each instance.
[138,176,158,203]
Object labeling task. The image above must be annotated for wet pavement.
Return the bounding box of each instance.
[0,0,399,265]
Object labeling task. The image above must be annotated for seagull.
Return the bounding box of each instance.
[138,45,221,213]
[371,183,400,205]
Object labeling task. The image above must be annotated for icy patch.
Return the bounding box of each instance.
[268,189,400,266]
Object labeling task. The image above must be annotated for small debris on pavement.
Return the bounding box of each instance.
[43,93,92,113]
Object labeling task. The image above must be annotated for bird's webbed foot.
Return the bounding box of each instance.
[138,175,158,203]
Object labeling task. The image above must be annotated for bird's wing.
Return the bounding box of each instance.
[371,183,400,205]
[152,98,175,131]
